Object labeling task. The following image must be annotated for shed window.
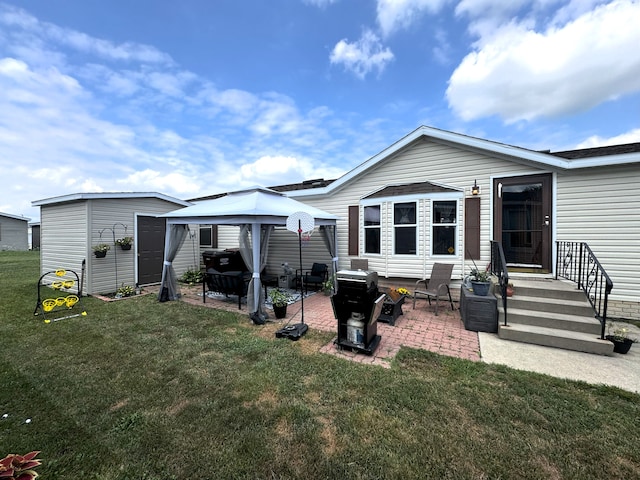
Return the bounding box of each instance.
[394,202,416,255]
[199,225,218,248]
[432,201,457,255]
[364,205,380,254]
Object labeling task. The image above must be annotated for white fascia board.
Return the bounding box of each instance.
[566,152,640,169]
[287,126,640,199]
[32,192,192,207]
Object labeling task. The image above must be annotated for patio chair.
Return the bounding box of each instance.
[412,263,455,315]
[296,263,328,294]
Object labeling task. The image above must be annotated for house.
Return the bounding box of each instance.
[252,126,640,321]
[32,193,194,295]
[0,212,30,251]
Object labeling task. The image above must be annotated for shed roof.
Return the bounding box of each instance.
[0,212,30,222]
[32,192,192,208]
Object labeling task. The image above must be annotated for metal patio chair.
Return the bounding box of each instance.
[412,263,455,315]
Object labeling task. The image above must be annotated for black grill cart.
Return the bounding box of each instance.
[331,269,385,355]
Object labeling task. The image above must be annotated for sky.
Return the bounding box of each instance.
[1,0,640,222]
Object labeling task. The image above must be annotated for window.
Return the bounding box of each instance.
[432,201,457,255]
[364,205,380,254]
[394,202,416,254]
[199,225,213,247]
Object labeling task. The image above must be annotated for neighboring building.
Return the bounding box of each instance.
[32,193,193,295]
[29,221,41,250]
[0,212,30,251]
[263,126,640,320]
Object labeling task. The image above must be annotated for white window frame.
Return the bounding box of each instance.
[363,204,382,255]
[431,199,458,257]
[393,201,417,255]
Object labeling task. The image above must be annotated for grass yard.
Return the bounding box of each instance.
[1,251,639,479]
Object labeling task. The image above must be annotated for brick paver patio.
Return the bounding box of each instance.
[178,286,480,368]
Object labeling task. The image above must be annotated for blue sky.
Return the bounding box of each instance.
[1,0,639,221]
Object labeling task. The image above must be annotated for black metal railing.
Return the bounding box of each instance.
[490,241,509,326]
[556,241,613,339]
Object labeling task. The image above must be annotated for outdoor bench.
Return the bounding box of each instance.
[203,269,249,309]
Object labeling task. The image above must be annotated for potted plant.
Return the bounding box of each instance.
[115,236,133,250]
[469,264,492,296]
[506,282,515,297]
[269,289,292,319]
[605,322,637,354]
[321,275,335,296]
[92,243,110,258]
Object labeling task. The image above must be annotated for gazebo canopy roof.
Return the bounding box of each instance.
[161,186,338,226]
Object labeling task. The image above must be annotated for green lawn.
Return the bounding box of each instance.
[1,251,639,479]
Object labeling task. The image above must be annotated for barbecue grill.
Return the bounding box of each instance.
[331,269,385,355]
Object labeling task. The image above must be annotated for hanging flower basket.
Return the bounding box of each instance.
[115,236,134,250]
[92,243,110,258]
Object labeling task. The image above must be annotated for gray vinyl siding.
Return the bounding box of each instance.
[266,227,333,277]
[556,164,640,303]
[0,215,29,251]
[289,137,547,281]
[40,202,89,292]
[89,198,192,294]
[40,197,192,295]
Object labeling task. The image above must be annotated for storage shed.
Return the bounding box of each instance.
[32,192,194,295]
[0,212,30,251]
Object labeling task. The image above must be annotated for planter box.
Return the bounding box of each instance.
[378,294,405,326]
[460,287,497,333]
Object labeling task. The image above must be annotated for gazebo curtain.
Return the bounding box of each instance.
[320,225,338,291]
[238,224,274,316]
[158,224,189,302]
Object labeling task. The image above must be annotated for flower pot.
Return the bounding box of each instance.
[606,336,633,354]
[119,244,132,251]
[273,304,287,319]
[471,281,491,296]
[94,251,107,258]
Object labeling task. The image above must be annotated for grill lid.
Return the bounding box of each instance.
[336,269,378,286]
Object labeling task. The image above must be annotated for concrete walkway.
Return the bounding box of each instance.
[177,286,639,394]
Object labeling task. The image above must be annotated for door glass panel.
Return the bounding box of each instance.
[501,183,543,266]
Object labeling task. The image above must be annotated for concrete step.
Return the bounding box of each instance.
[503,294,595,317]
[499,307,602,335]
[498,323,614,356]
[508,279,586,302]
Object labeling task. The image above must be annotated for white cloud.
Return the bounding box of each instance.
[446,0,640,122]
[377,0,450,37]
[238,154,346,187]
[120,169,200,194]
[0,3,173,65]
[330,29,394,79]
[302,0,339,6]
[575,128,640,148]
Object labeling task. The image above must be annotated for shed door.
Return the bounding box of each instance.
[494,174,552,272]
[137,216,165,285]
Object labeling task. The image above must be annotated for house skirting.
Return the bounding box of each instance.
[608,300,640,322]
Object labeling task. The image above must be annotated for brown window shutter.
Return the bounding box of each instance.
[212,224,218,249]
[465,197,480,260]
[348,205,359,256]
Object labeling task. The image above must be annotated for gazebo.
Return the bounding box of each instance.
[158,186,339,322]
